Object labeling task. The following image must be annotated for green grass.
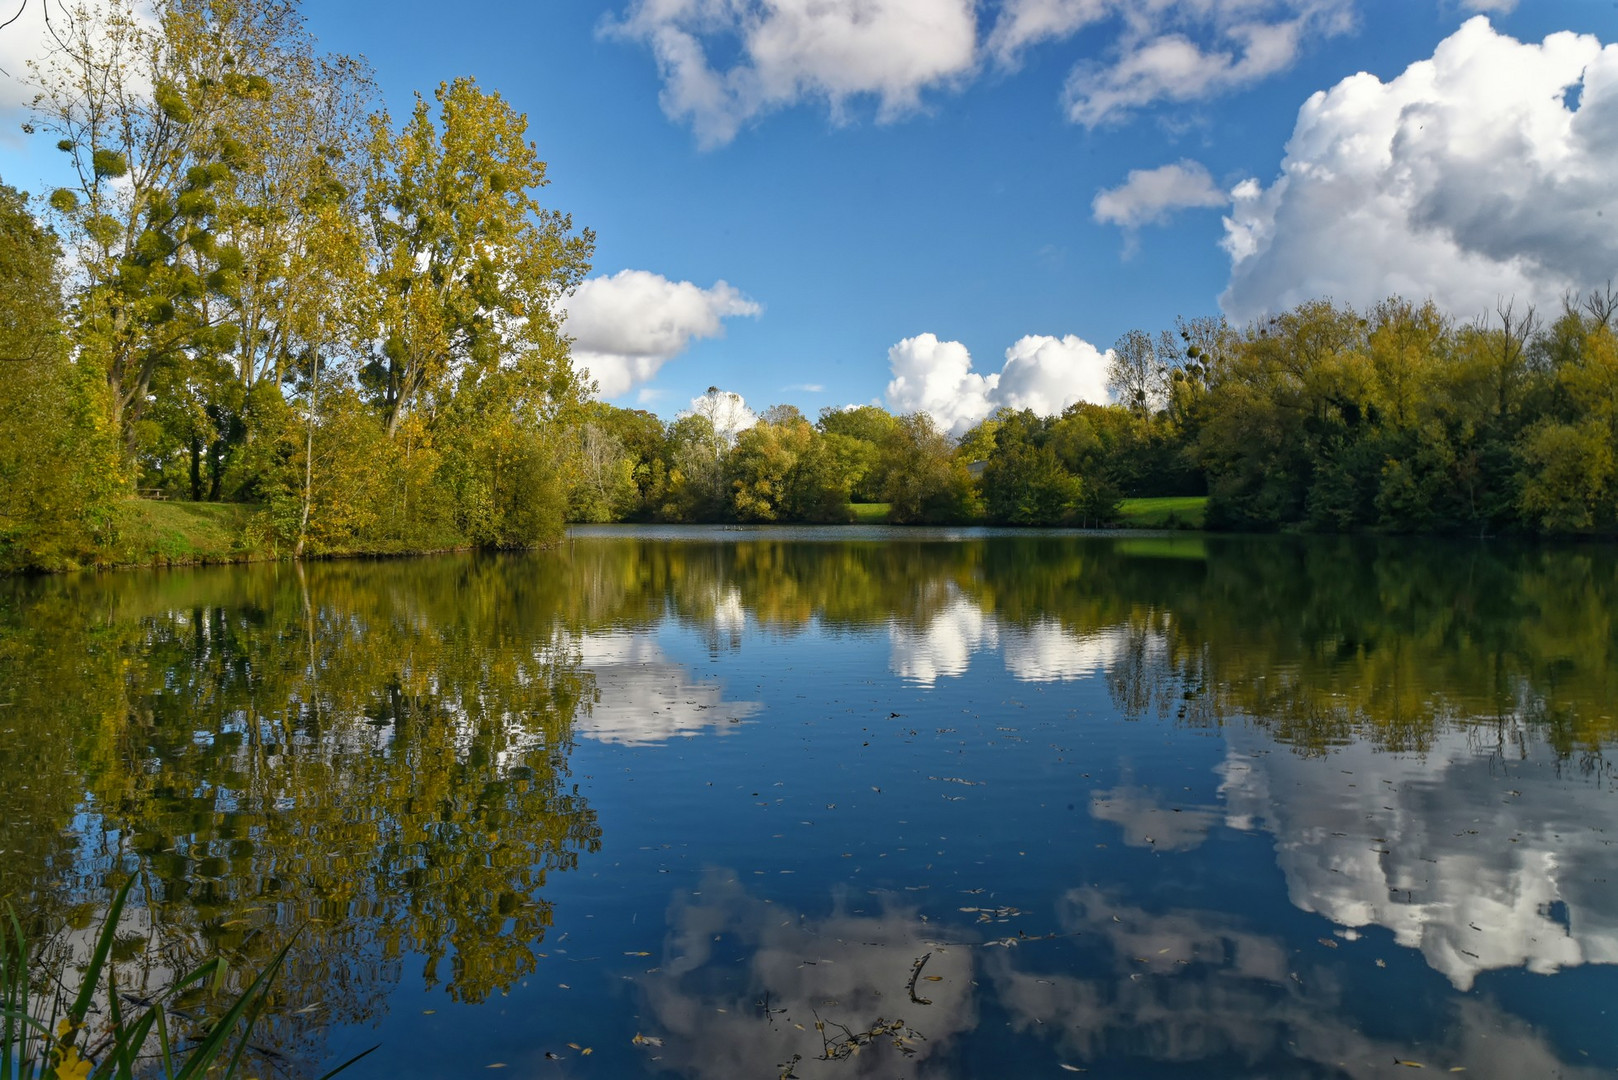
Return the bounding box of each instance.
[847,502,891,524]
[1114,537,1208,560]
[1116,496,1207,530]
[105,499,271,568]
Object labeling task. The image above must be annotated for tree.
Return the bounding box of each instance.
[729,408,849,523]
[1108,329,1165,414]
[817,405,897,501]
[881,414,976,524]
[361,77,593,438]
[26,0,306,464]
[566,421,637,523]
[980,411,1081,525]
[0,179,121,569]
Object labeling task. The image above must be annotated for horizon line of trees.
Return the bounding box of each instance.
[569,292,1618,538]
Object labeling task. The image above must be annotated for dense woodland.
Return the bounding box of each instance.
[6,1,1618,573]
[568,293,1618,541]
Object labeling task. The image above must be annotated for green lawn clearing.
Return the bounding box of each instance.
[106,499,269,567]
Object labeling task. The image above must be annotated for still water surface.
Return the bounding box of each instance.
[2,527,1616,1078]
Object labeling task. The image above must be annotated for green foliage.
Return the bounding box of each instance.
[729,410,851,523]
[1190,294,1618,536]
[0,181,124,571]
[818,405,899,502]
[4,3,594,571]
[980,411,1082,525]
[880,414,978,524]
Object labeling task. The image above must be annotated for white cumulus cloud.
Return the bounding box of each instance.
[602,0,977,148]
[1,0,160,126]
[563,270,760,399]
[681,387,758,439]
[989,0,1355,127]
[885,332,1111,436]
[884,333,994,437]
[1220,17,1618,322]
[1093,159,1228,228]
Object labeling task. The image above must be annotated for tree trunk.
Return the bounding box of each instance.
[296,353,320,559]
[190,434,203,501]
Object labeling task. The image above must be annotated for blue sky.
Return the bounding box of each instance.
[5,0,1618,430]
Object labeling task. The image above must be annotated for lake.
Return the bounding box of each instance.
[2,527,1616,1078]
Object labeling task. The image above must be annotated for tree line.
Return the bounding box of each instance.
[565,293,1618,538]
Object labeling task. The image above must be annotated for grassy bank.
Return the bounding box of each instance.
[1116,496,1207,529]
[847,502,891,524]
[74,495,1205,574]
[103,499,272,568]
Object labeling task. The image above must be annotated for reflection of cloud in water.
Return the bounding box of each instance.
[637,870,976,1078]
[1002,621,1125,683]
[634,874,1601,1078]
[711,584,747,636]
[987,888,1605,1078]
[572,633,761,746]
[1218,725,1618,990]
[1089,784,1221,852]
[887,592,997,686]
[887,592,1127,687]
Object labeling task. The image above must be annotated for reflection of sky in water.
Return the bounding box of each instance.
[1217,726,1618,990]
[628,872,1608,1080]
[886,588,1130,686]
[20,538,1618,1078]
[579,581,1618,1007]
[572,631,761,745]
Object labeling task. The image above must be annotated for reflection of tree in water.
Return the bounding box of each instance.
[0,556,602,1073]
[1097,538,1618,757]
[7,532,1618,1070]
[563,531,1618,756]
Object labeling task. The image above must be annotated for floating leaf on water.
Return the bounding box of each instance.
[1394,1059,1425,1068]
